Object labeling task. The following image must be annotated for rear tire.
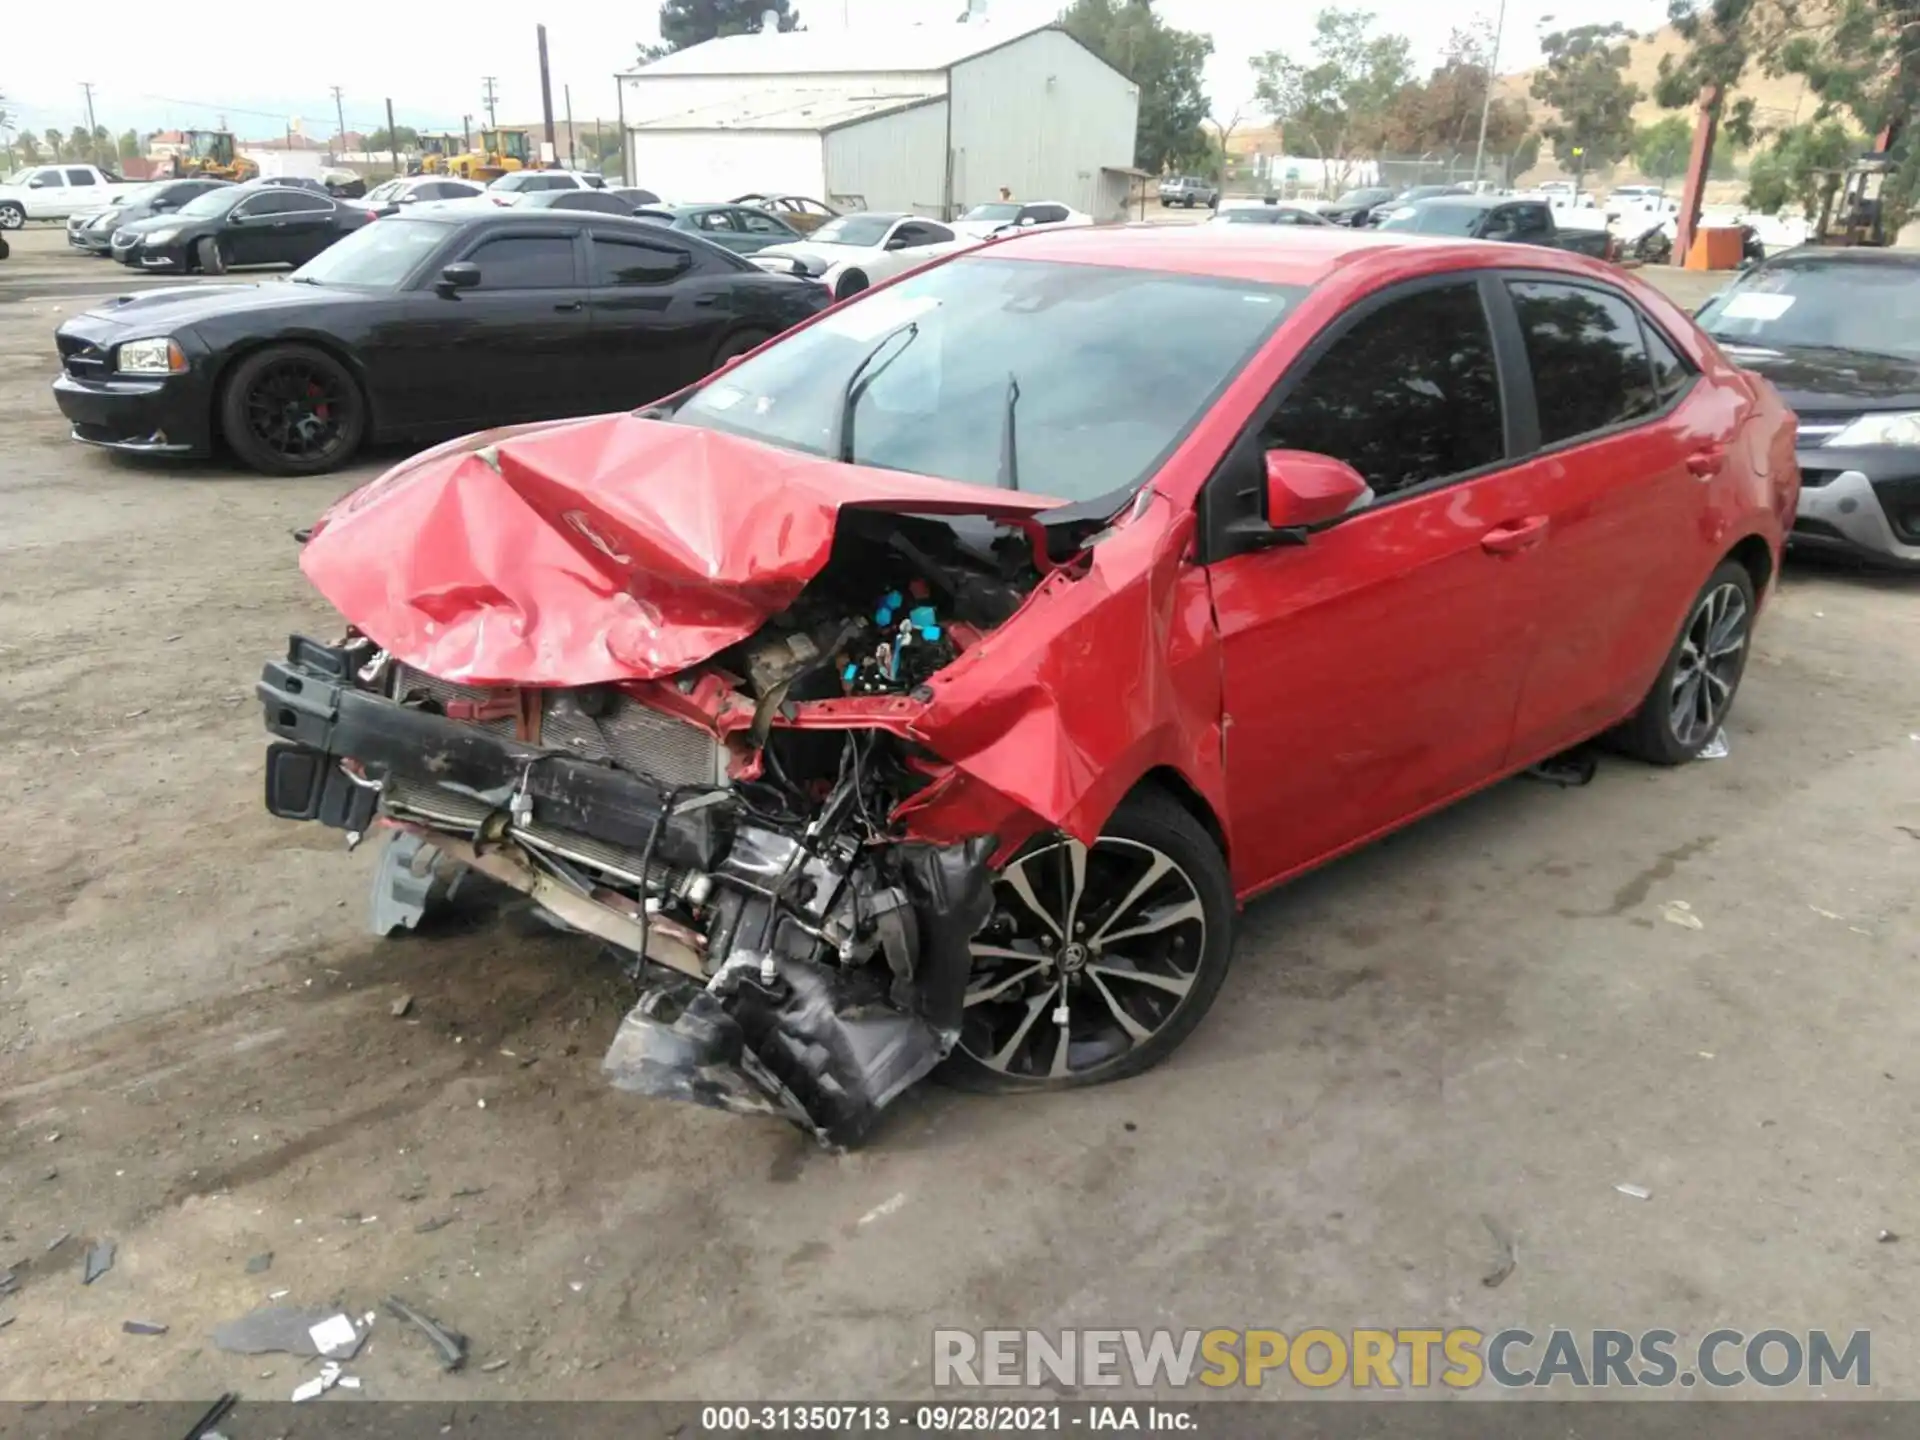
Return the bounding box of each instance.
[219,344,366,476]
[196,236,227,275]
[1612,561,1756,765]
[937,788,1235,1094]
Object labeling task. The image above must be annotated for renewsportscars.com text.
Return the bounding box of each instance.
[933,1327,1870,1390]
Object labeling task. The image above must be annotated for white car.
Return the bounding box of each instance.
[485,170,607,205]
[947,200,1092,240]
[752,212,975,301]
[0,164,142,229]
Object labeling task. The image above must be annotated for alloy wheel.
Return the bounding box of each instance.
[244,360,351,465]
[959,836,1207,1082]
[1669,580,1748,748]
[0,204,25,231]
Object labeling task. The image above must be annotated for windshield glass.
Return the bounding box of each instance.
[292,217,455,287]
[1378,202,1486,235]
[672,257,1300,504]
[1697,261,1920,360]
[810,215,895,247]
[366,180,404,202]
[177,186,247,218]
[962,203,1021,222]
[1334,188,1392,207]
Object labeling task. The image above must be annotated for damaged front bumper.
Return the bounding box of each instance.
[259,636,995,1146]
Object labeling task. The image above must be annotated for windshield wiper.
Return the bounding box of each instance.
[288,275,322,285]
[998,373,1021,492]
[831,321,919,464]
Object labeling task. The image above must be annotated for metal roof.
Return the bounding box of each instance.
[628,90,943,134]
[622,18,1055,78]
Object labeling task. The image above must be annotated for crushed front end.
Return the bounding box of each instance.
[259,507,1045,1146]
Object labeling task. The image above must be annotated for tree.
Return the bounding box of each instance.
[1529,23,1643,179]
[44,127,65,161]
[1064,0,1215,175]
[69,125,95,164]
[1253,8,1413,188]
[1745,117,1863,216]
[1379,21,1531,159]
[1634,114,1694,181]
[118,129,140,160]
[367,125,421,152]
[1654,0,1763,146]
[656,0,800,52]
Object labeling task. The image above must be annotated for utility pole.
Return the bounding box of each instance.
[330,85,347,152]
[1469,0,1506,190]
[385,96,401,176]
[564,84,576,168]
[482,76,500,129]
[463,113,473,150]
[80,81,99,160]
[536,25,558,166]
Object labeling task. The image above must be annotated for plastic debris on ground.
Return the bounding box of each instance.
[1659,901,1705,930]
[1879,1230,1900,1244]
[1615,1182,1653,1200]
[292,1360,345,1403]
[1699,728,1729,759]
[82,1240,115,1284]
[1524,749,1598,787]
[121,1319,168,1335]
[309,1312,361,1357]
[384,1294,468,1371]
[213,1306,367,1360]
[245,1253,273,1274]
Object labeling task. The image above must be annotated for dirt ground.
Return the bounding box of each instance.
[1,222,1916,1403]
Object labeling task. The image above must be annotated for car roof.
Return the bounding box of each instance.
[981,222,1615,289]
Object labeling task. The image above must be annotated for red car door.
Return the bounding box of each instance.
[1204,276,1554,893]
[1496,276,1751,759]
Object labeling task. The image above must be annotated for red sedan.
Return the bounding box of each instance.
[260,224,1798,1144]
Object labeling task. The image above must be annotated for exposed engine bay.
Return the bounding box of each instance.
[260,510,1051,1146]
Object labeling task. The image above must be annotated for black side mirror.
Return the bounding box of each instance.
[884,234,912,251]
[437,262,481,294]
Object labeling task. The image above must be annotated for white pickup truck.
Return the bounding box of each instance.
[0,164,142,229]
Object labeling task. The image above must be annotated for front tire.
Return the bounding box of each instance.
[834,269,869,301]
[196,236,227,275]
[939,789,1235,1094]
[219,344,366,476]
[1613,561,1756,764]
[0,203,25,230]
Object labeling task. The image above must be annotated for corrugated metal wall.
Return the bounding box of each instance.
[823,102,950,215]
[625,131,825,204]
[947,29,1138,221]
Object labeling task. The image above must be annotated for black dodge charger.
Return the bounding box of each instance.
[52,206,832,475]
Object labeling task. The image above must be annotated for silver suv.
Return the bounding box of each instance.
[1158,175,1219,209]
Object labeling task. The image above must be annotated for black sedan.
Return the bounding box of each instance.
[1698,248,1920,569]
[111,182,372,275]
[52,206,831,476]
[67,178,231,255]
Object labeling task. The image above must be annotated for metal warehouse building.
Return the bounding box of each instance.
[616,19,1141,221]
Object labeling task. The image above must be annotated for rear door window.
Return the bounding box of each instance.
[1508,280,1659,444]
[591,233,694,286]
[67,168,99,186]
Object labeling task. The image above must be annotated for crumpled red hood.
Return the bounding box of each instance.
[301,413,1054,687]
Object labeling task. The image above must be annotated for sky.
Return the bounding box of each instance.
[3,0,1672,147]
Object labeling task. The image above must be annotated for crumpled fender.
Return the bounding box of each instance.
[299,414,1053,687]
[904,491,1228,850]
